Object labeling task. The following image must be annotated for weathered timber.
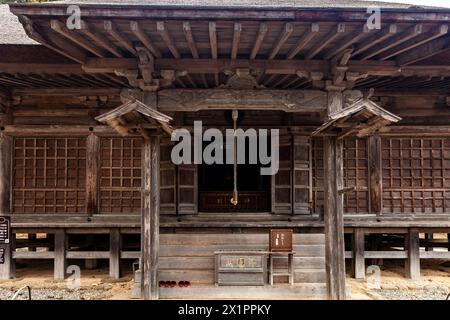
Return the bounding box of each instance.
[368,135,382,215]
[157,89,327,112]
[54,229,67,280]
[352,228,365,280]
[405,228,420,281]
[109,228,121,279]
[141,136,160,300]
[0,133,13,279]
[323,90,346,300]
[86,134,99,215]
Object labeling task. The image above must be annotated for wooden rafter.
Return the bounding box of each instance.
[250,23,268,60]
[209,22,218,59]
[359,24,423,60]
[268,23,294,60]
[130,21,161,58]
[378,25,448,60]
[231,23,242,59]
[397,36,450,65]
[352,24,398,57]
[324,25,370,60]
[287,23,319,59]
[17,15,86,64]
[306,23,346,59]
[156,21,180,59]
[104,21,137,56]
[51,20,106,58]
[80,21,123,58]
[182,21,199,59]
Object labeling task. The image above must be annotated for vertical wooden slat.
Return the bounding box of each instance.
[369,135,382,215]
[109,228,121,279]
[352,228,365,280]
[86,134,99,215]
[323,90,346,300]
[142,135,160,300]
[0,132,13,279]
[54,229,67,280]
[405,228,420,280]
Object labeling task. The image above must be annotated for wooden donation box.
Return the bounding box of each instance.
[214,250,267,286]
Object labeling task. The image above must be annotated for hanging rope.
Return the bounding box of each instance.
[230,110,238,206]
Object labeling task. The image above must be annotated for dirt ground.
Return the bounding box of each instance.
[1,259,449,300]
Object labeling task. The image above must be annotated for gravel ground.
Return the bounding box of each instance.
[0,287,109,300]
[372,288,450,300]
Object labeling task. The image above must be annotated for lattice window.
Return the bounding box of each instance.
[100,137,142,214]
[13,138,86,214]
[312,137,369,214]
[382,138,450,214]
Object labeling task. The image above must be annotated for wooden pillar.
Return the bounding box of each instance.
[425,233,433,252]
[86,134,99,215]
[0,132,14,279]
[368,135,382,215]
[405,228,420,281]
[109,228,121,279]
[352,228,365,280]
[54,229,67,280]
[323,88,346,300]
[141,135,160,300]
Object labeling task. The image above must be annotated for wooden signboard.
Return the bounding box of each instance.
[0,247,4,264]
[0,217,10,244]
[215,251,267,286]
[270,229,293,252]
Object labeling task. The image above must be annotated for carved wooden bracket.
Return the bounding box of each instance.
[220,68,264,89]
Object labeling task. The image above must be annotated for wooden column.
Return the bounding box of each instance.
[109,228,121,279]
[323,89,346,300]
[405,228,420,280]
[368,135,382,215]
[0,132,14,279]
[54,229,67,280]
[141,135,160,300]
[352,228,365,280]
[86,134,100,215]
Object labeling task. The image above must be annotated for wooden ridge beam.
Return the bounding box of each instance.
[50,20,107,58]
[182,21,199,59]
[287,23,319,59]
[130,21,161,58]
[359,24,423,60]
[378,24,448,60]
[268,23,294,60]
[231,23,242,59]
[104,20,137,56]
[306,23,346,60]
[250,23,268,60]
[156,21,180,59]
[80,21,123,58]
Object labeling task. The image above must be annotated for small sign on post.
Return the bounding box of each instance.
[269,229,293,252]
[0,217,10,244]
[0,247,4,264]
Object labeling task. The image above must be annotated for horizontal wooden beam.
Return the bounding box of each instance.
[10,4,450,23]
[157,89,327,112]
[82,58,450,77]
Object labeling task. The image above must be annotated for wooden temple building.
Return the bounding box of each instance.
[0,0,450,300]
